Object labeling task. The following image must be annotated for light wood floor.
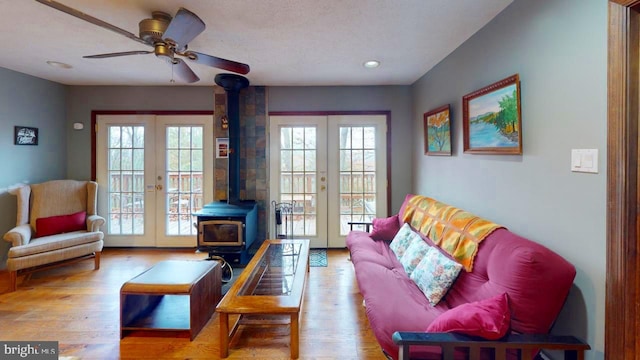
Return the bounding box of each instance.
[0,248,388,360]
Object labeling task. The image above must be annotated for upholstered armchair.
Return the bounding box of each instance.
[3,179,105,291]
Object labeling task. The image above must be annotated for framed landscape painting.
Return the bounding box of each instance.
[463,74,522,154]
[424,104,451,156]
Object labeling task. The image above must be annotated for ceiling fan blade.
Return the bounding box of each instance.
[171,58,200,83]
[83,50,154,59]
[35,0,150,47]
[163,8,205,51]
[185,51,250,75]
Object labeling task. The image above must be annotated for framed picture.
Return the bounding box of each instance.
[463,74,522,154]
[14,126,38,146]
[423,104,452,156]
[216,137,229,158]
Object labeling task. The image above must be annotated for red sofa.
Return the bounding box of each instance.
[346,195,580,359]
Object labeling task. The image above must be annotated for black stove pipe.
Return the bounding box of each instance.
[214,73,250,205]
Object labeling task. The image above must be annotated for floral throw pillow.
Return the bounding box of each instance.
[410,246,463,306]
[399,238,431,276]
[389,223,421,259]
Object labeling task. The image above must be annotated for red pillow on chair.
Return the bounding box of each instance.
[36,211,87,237]
[426,293,511,340]
[370,214,401,241]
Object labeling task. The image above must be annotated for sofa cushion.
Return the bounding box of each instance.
[6,239,104,272]
[410,246,463,306]
[347,230,399,269]
[442,229,576,334]
[370,215,401,241]
[36,211,86,237]
[426,293,511,340]
[356,259,449,359]
[390,223,421,259]
[399,238,430,276]
[8,231,103,258]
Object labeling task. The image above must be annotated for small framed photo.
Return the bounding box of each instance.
[216,137,229,158]
[424,104,452,156]
[14,126,38,146]
[463,74,522,154]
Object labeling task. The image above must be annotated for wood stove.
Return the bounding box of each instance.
[196,200,257,264]
[194,73,257,265]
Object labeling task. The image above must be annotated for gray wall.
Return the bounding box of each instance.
[66,86,215,180]
[411,0,606,358]
[0,67,68,267]
[268,86,413,213]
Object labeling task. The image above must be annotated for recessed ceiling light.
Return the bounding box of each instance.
[363,60,380,69]
[46,61,72,69]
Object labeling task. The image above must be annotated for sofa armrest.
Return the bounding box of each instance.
[392,332,590,360]
[348,222,373,232]
[3,224,33,247]
[87,215,105,232]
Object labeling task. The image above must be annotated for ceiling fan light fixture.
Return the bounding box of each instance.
[363,60,380,69]
[46,60,72,69]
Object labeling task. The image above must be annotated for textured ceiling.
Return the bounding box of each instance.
[0,0,512,86]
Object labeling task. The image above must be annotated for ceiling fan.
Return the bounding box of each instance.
[35,0,250,83]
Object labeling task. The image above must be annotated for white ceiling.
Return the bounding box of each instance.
[0,0,512,86]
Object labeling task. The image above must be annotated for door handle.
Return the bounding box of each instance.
[156,184,163,191]
[321,185,326,191]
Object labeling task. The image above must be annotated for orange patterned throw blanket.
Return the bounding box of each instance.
[401,195,504,272]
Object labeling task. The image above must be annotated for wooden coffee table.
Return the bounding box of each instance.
[216,239,310,358]
[120,260,221,341]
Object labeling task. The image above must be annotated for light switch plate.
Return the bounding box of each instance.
[571,149,598,173]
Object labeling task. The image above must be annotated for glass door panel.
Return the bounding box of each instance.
[165,125,203,236]
[155,115,213,247]
[328,115,387,247]
[270,116,327,248]
[280,127,318,237]
[108,125,145,235]
[338,126,378,235]
[97,115,156,247]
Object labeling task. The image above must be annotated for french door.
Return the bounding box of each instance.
[96,114,213,247]
[269,114,388,248]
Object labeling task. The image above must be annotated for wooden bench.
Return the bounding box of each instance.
[120,260,221,341]
[392,332,590,360]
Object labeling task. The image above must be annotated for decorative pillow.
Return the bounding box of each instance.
[370,215,401,241]
[399,238,431,276]
[426,293,511,340]
[36,211,87,237]
[389,223,422,259]
[410,246,463,306]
